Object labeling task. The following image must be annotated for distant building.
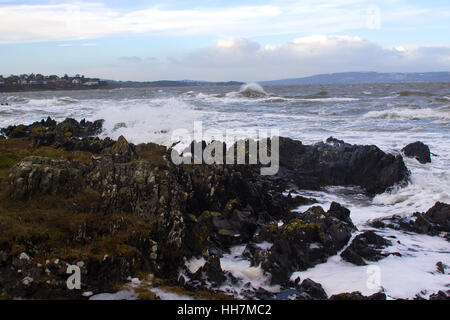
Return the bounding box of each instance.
[72,79,82,85]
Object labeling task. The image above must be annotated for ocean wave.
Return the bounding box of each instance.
[6,96,29,103]
[25,97,80,106]
[94,97,199,146]
[238,83,267,98]
[363,107,450,121]
[396,90,433,97]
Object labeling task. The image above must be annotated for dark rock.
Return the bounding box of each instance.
[242,243,270,267]
[262,204,355,285]
[276,136,409,195]
[429,290,450,300]
[8,156,86,200]
[436,261,447,274]
[402,141,431,164]
[296,278,328,300]
[329,291,386,300]
[107,135,138,163]
[340,231,392,266]
[371,202,450,239]
[192,256,227,286]
[0,118,416,299]
[1,117,109,153]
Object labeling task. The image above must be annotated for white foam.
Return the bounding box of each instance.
[291,231,449,299]
[363,107,450,121]
[94,97,200,146]
[219,245,280,297]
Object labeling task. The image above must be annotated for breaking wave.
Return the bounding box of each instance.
[238,83,268,98]
[363,107,450,121]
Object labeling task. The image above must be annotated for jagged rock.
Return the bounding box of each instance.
[402,141,431,164]
[436,261,448,274]
[107,135,138,163]
[277,136,409,195]
[261,204,356,285]
[371,202,450,239]
[242,243,271,267]
[340,231,393,266]
[429,290,450,300]
[192,256,227,286]
[8,156,86,200]
[1,117,109,153]
[295,278,328,300]
[0,118,417,299]
[329,291,386,300]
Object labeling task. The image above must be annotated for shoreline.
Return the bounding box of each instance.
[0,117,448,300]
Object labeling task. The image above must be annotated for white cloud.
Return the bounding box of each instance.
[174,35,450,81]
[0,1,447,44]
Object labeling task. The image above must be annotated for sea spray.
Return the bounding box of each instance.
[239,83,268,98]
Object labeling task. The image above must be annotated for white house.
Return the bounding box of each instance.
[72,79,81,85]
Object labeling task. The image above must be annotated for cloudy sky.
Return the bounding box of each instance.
[0,0,449,81]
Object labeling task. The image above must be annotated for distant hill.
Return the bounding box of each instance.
[260,72,450,85]
[105,80,243,88]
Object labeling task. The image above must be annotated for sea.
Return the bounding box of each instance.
[0,82,449,299]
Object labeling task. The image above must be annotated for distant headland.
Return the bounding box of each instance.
[0,74,243,92]
[0,74,109,92]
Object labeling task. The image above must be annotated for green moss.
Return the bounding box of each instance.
[136,143,168,167]
[283,219,322,234]
[0,152,17,169]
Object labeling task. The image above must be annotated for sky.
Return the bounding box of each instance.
[0,0,449,81]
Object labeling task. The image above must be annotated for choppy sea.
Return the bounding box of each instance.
[1,82,449,299]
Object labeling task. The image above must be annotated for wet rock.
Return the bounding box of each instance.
[402,141,431,164]
[262,203,355,285]
[192,256,227,286]
[340,231,393,266]
[329,291,386,300]
[242,243,271,267]
[276,136,409,195]
[0,118,416,299]
[436,261,448,274]
[371,202,450,239]
[296,278,328,300]
[1,117,109,153]
[429,290,450,300]
[285,192,318,209]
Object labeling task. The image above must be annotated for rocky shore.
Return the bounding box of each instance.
[0,118,448,300]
